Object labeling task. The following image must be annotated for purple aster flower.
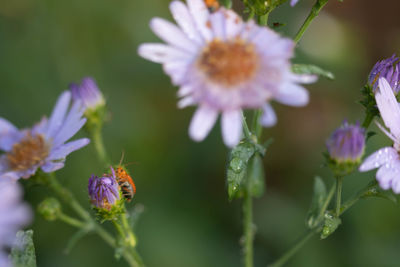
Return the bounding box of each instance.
[70,77,105,110]
[0,91,90,180]
[326,121,365,163]
[368,54,400,94]
[88,167,120,210]
[290,0,299,6]
[0,179,31,267]
[360,78,400,193]
[138,0,317,147]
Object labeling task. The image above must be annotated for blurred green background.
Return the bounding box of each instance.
[1,0,400,266]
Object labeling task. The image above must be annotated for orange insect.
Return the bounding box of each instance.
[205,0,219,12]
[114,153,136,202]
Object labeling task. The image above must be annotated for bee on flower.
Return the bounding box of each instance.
[0,91,90,180]
[138,0,316,147]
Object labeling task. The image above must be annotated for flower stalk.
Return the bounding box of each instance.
[294,0,329,43]
[335,176,343,216]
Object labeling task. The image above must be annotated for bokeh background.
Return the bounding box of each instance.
[1,0,400,266]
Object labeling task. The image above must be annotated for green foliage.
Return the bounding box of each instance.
[11,230,37,267]
[360,84,379,128]
[292,64,335,80]
[38,198,61,221]
[360,181,398,204]
[218,0,232,8]
[320,212,341,239]
[227,141,256,200]
[306,177,327,229]
[242,0,289,16]
[247,154,266,198]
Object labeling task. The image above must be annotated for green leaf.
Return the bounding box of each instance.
[226,141,256,200]
[247,154,265,198]
[361,184,398,204]
[320,212,341,239]
[11,230,37,267]
[218,0,232,8]
[292,64,335,80]
[306,177,327,228]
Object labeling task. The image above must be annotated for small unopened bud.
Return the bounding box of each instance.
[38,198,61,221]
[326,121,365,176]
[70,77,105,111]
[369,54,400,94]
[88,168,124,221]
[327,121,365,163]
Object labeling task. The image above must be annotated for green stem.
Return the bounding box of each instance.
[122,214,137,247]
[294,0,329,43]
[361,112,375,129]
[268,230,316,267]
[251,109,263,140]
[92,128,110,166]
[335,177,343,217]
[340,179,378,215]
[258,13,269,26]
[58,213,86,228]
[242,112,252,141]
[243,186,253,267]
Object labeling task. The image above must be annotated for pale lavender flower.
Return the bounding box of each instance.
[359,78,400,193]
[70,77,105,110]
[0,179,31,267]
[290,0,299,6]
[368,54,400,94]
[326,121,365,163]
[0,91,90,180]
[88,167,120,210]
[138,0,316,147]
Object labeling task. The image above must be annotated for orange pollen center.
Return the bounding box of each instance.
[7,133,49,171]
[198,39,258,87]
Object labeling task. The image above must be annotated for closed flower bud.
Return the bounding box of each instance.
[369,54,400,94]
[88,168,124,221]
[327,121,365,163]
[70,77,105,111]
[326,121,365,176]
[38,198,61,221]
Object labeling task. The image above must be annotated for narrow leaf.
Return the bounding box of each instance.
[292,64,335,80]
[11,230,37,267]
[247,154,265,198]
[306,177,327,228]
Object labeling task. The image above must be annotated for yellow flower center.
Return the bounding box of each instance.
[198,39,259,87]
[7,133,49,171]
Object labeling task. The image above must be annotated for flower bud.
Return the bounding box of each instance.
[38,198,61,221]
[88,169,124,221]
[326,121,365,176]
[326,121,365,163]
[70,77,105,111]
[369,54,400,94]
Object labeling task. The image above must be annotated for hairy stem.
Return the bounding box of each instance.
[335,176,343,217]
[243,186,254,267]
[294,0,329,43]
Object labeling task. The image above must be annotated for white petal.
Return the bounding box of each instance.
[177,85,194,97]
[163,61,190,85]
[178,97,196,108]
[224,10,244,39]
[375,78,400,140]
[260,103,277,127]
[150,17,197,53]
[48,138,90,160]
[46,91,71,138]
[41,162,65,173]
[290,73,318,84]
[376,159,400,191]
[275,83,309,107]
[169,1,203,44]
[210,11,225,40]
[189,106,218,142]
[359,147,398,172]
[187,0,213,41]
[221,110,242,147]
[138,43,191,64]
